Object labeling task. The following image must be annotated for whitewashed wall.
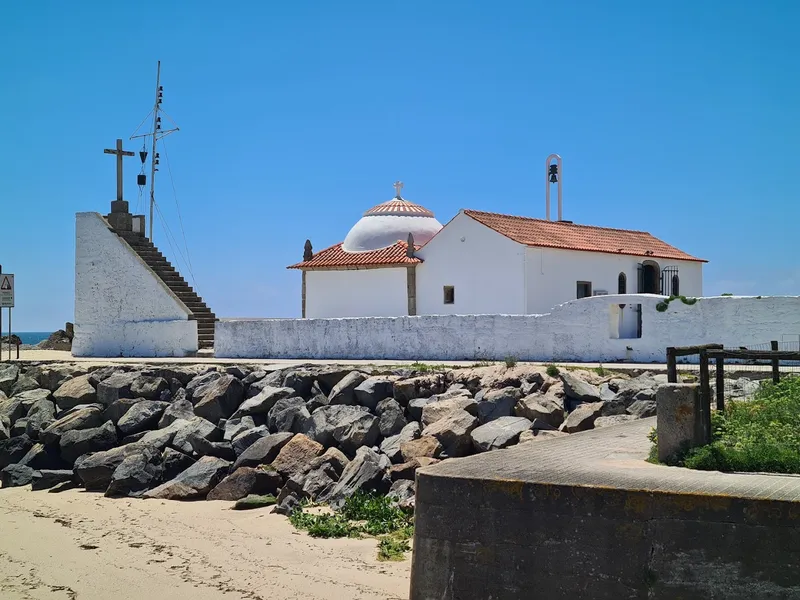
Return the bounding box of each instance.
[305,268,408,318]
[416,212,526,315]
[72,212,197,357]
[216,295,800,362]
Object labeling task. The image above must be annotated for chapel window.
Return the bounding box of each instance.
[576,281,592,299]
[618,272,627,294]
[443,286,455,304]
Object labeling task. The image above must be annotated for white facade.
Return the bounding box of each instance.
[72,212,198,357]
[306,268,408,318]
[416,212,526,315]
[216,295,800,362]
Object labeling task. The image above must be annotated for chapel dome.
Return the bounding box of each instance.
[342,183,443,253]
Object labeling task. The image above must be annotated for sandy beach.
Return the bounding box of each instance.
[0,487,410,600]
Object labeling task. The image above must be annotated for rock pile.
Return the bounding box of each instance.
[0,361,669,513]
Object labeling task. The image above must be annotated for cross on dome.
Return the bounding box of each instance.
[393,180,404,198]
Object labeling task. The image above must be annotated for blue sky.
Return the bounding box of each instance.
[2,0,798,331]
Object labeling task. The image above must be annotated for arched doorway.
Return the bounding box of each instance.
[640,260,660,294]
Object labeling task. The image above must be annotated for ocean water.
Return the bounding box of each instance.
[13,332,53,345]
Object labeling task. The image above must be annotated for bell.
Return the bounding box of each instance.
[548,163,558,183]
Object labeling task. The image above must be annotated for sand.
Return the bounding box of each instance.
[0,487,410,600]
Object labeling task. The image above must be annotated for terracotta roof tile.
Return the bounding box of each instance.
[463,210,706,263]
[287,240,422,270]
[363,198,435,217]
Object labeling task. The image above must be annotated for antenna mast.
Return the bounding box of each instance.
[130,60,179,242]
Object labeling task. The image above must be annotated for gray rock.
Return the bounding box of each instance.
[267,397,310,433]
[300,463,338,500]
[408,397,436,422]
[303,405,365,447]
[171,416,222,454]
[103,397,141,425]
[39,406,104,446]
[608,375,659,403]
[187,434,236,461]
[270,434,324,478]
[161,447,195,481]
[328,371,368,406]
[105,446,163,497]
[1,463,36,487]
[230,386,295,420]
[560,372,602,402]
[0,417,8,441]
[88,366,135,386]
[242,369,267,386]
[130,376,169,400]
[599,383,617,401]
[331,409,380,455]
[376,398,407,437]
[518,429,569,443]
[393,374,446,404]
[400,436,443,461]
[225,365,249,380]
[388,457,439,481]
[31,469,74,491]
[470,416,532,452]
[144,456,231,500]
[157,392,194,428]
[305,446,349,478]
[18,442,64,470]
[387,479,415,506]
[314,367,353,396]
[59,421,118,465]
[380,422,421,463]
[594,414,639,428]
[514,393,564,428]
[421,410,478,457]
[231,425,270,456]
[224,416,256,441]
[322,446,391,507]
[27,365,85,392]
[560,401,605,433]
[193,375,244,423]
[0,435,33,469]
[281,370,317,398]
[11,375,39,396]
[476,387,521,424]
[14,389,52,411]
[117,401,169,436]
[24,399,57,440]
[95,372,138,406]
[10,418,27,437]
[421,395,477,427]
[52,375,97,410]
[0,395,24,425]
[0,364,20,396]
[207,466,283,501]
[74,443,152,491]
[231,432,294,470]
[627,400,657,418]
[633,389,656,402]
[305,393,328,413]
[244,371,286,398]
[185,370,222,399]
[354,377,395,410]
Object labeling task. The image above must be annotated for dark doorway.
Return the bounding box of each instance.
[641,263,660,293]
[577,281,592,299]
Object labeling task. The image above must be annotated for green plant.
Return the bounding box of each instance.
[545,364,560,377]
[378,535,412,561]
[594,364,606,377]
[289,508,359,538]
[504,355,518,369]
[471,360,493,368]
[340,491,413,535]
[656,295,699,312]
[721,293,734,296]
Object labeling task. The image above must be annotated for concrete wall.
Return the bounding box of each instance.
[416,212,526,316]
[215,294,800,361]
[72,212,198,357]
[305,267,408,318]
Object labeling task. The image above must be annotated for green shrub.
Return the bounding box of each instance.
[545,364,560,377]
[378,535,412,561]
[504,355,518,369]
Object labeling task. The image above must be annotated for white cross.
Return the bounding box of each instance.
[393,181,404,198]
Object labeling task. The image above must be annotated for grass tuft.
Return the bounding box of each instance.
[545,364,560,378]
[504,355,518,369]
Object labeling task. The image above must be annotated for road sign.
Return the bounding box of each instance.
[0,274,14,308]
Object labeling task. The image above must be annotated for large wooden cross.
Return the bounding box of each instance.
[103,138,135,201]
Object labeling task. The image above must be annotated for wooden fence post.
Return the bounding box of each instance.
[771,340,780,384]
[666,347,678,383]
[716,354,725,411]
[699,349,712,443]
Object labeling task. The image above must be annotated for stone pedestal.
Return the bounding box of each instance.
[656,383,706,462]
[107,199,132,232]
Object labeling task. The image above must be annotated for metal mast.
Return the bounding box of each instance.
[148,61,161,241]
[131,61,179,242]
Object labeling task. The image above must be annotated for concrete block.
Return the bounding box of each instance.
[656,383,705,462]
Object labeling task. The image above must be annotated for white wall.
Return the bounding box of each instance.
[216,295,800,363]
[305,268,408,318]
[72,212,198,357]
[525,247,704,315]
[416,212,526,315]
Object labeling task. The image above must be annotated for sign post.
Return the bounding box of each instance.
[0,274,14,361]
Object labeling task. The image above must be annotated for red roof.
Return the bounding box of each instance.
[363,198,435,217]
[463,210,706,262]
[287,240,422,270]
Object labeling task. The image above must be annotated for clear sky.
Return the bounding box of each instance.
[1,0,798,332]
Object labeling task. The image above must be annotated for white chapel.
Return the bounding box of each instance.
[289,176,705,329]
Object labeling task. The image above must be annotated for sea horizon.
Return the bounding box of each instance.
[5,331,53,345]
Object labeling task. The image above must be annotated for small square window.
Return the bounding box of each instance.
[577,281,592,299]
[443,286,455,304]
